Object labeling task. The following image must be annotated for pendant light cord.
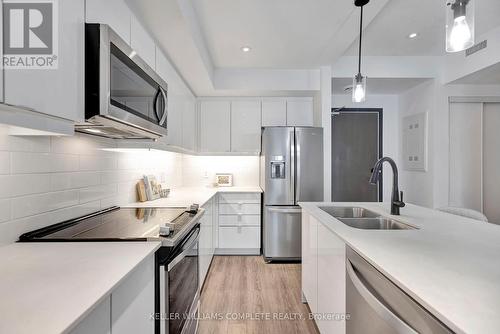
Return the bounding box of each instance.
[357,6,364,76]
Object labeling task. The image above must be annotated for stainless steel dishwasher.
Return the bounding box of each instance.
[346,247,454,334]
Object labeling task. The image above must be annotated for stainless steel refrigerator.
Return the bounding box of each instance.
[261,127,323,261]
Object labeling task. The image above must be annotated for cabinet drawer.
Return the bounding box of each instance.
[219,226,260,249]
[219,203,260,215]
[218,192,261,204]
[219,215,261,227]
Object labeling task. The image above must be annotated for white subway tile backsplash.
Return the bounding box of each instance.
[51,201,101,224]
[79,184,117,204]
[51,172,101,191]
[79,155,117,171]
[7,136,51,152]
[0,199,11,223]
[11,152,79,174]
[0,174,52,198]
[11,190,79,219]
[0,152,10,174]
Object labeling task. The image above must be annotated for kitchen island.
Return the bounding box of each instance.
[300,202,500,334]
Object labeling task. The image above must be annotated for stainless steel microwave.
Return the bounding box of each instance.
[77,24,168,140]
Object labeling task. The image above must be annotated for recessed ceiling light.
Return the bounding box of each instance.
[408,33,418,39]
[241,46,252,53]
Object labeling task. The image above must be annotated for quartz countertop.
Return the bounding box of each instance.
[124,186,263,208]
[0,242,161,334]
[299,202,500,334]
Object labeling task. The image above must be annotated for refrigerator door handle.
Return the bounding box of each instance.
[289,129,295,205]
[295,130,301,203]
[267,207,302,214]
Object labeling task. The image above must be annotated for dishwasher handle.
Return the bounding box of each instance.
[346,260,418,334]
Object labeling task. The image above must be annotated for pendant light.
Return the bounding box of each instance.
[446,0,475,53]
[353,0,369,103]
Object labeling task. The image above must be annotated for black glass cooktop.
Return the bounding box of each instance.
[19,207,193,242]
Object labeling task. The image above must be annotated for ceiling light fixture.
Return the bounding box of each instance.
[353,0,369,103]
[446,0,474,52]
[241,46,252,53]
[408,33,418,39]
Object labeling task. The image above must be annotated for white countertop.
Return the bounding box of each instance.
[124,186,263,208]
[0,242,160,334]
[300,202,500,334]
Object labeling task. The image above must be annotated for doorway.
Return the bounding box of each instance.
[331,108,383,202]
[449,101,500,224]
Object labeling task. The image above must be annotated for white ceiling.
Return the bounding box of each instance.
[343,0,500,57]
[451,62,500,85]
[191,0,388,68]
[332,78,430,95]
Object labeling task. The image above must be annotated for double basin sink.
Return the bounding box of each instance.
[319,206,417,230]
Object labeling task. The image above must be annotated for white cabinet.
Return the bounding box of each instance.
[199,197,215,288]
[317,222,346,334]
[182,98,197,151]
[287,98,314,126]
[130,16,156,69]
[302,210,347,334]
[69,296,111,334]
[231,101,262,153]
[111,256,155,334]
[86,0,131,43]
[216,192,261,255]
[262,99,287,126]
[199,101,231,153]
[301,212,318,315]
[4,0,84,123]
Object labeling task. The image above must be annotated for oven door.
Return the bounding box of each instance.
[158,225,200,334]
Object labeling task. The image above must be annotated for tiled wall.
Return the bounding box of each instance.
[182,155,260,187]
[0,130,183,245]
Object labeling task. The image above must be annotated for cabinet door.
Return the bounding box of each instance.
[199,101,231,153]
[70,296,111,334]
[130,16,156,69]
[182,97,197,151]
[199,199,214,288]
[262,99,286,126]
[317,223,346,334]
[86,0,131,43]
[155,49,182,147]
[301,212,318,314]
[231,101,262,153]
[287,98,314,126]
[4,0,84,122]
[0,2,3,103]
[111,256,155,334]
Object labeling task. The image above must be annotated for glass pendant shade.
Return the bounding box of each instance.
[352,74,367,103]
[446,0,474,52]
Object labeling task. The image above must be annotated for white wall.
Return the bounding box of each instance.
[182,155,260,187]
[332,94,400,203]
[399,80,436,208]
[0,130,183,246]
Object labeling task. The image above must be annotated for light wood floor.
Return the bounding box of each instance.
[199,256,319,334]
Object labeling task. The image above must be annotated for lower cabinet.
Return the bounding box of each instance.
[302,211,346,334]
[216,192,261,255]
[70,256,155,334]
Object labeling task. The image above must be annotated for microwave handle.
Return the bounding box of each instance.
[159,87,168,126]
[154,89,162,123]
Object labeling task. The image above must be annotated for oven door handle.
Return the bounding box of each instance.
[168,228,200,271]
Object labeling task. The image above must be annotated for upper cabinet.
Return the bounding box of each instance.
[199,101,231,153]
[286,97,314,126]
[86,0,131,43]
[262,99,287,127]
[3,0,84,124]
[130,16,156,70]
[262,97,313,127]
[231,101,262,153]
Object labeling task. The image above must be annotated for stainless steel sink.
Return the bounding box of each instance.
[339,218,417,230]
[320,206,381,218]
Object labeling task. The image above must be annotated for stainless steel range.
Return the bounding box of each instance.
[19,206,204,334]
